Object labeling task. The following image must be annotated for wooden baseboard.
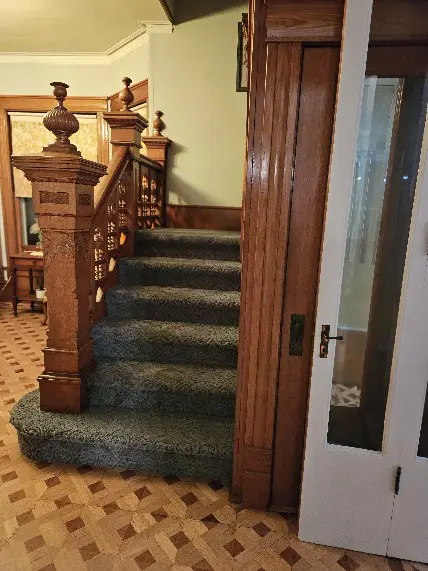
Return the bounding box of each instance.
[166,205,242,231]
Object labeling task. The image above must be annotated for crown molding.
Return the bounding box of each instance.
[0,27,149,66]
[106,27,149,62]
[138,21,174,34]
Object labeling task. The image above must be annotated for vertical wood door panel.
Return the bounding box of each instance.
[271,46,340,509]
[233,33,302,508]
[233,0,267,503]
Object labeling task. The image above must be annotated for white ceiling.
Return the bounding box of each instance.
[0,0,169,53]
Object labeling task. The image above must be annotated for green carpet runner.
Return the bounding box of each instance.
[11,229,241,485]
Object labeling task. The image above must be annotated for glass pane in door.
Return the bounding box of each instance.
[418,385,428,458]
[327,75,428,451]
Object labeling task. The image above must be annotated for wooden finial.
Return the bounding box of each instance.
[43,82,80,155]
[153,110,165,136]
[119,77,134,112]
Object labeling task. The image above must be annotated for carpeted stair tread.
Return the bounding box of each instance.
[11,391,233,484]
[136,229,240,261]
[119,256,241,291]
[11,391,234,458]
[88,361,236,415]
[92,319,238,367]
[106,285,240,324]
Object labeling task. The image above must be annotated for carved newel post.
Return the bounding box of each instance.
[103,77,149,158]
[12,82,107,413]
[142,110,171,166]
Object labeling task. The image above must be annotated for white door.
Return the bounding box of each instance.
[299,0,428,561]
[386,111,428,563]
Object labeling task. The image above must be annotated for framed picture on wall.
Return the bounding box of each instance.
[236,13,249,92]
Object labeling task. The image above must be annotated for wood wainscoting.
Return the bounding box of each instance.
[166,205,241,231]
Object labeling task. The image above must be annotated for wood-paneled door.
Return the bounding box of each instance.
[270,43,340,511]
[299,0,428,560]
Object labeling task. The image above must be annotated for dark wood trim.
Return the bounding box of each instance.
[233,0,266,505]
[159,0,175,25]
[108,79,149,112]
[266,0,345,43]
[370,0,428,44]
[0,95,106,113]
[0,108,16,261]
[166,205,241,231]
[97,111,110,166]
[0,95,108,259]
[366,46,428,77]
[265,0,428,45]
[271,45,340,509]
[233,0,303,508]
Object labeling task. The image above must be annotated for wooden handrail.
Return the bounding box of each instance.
[11,78,171,414]
[94,146,128,210]
[133,152,164,170]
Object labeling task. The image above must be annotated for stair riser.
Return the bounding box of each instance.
[136,242,240,262]
[17,434,232,486]
[93,340,238,368]
[106,295,240,326]
[89,388,236,417]
[119,264,240,292]
[136,232,240,262]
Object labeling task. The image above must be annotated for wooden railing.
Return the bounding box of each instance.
[12,79,170,413]
[89,148,165,324]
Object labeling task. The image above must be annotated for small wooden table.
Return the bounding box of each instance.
[10,252,44,318]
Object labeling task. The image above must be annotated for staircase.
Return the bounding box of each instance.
[11,229,241,486]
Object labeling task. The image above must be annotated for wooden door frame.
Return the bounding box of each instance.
[234,0,428,511]
[233,0,346,511]
[0,95,108,260]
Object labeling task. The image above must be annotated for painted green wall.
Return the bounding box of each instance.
[0,44,150,97]
[0,1,248,207]
[151,2,248,207]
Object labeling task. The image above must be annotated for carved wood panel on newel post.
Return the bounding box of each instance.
[12,82,107,413]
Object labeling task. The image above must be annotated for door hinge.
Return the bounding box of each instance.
[394,466,402,495]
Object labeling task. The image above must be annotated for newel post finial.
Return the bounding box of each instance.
[43,81,81,155]
[119,77,134,111]
[153,110,165,136]
[141,111,170,167]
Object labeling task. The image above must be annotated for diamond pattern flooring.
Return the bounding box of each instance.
[0,302,427,570]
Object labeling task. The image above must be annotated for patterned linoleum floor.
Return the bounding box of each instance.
[0,302,427,571]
